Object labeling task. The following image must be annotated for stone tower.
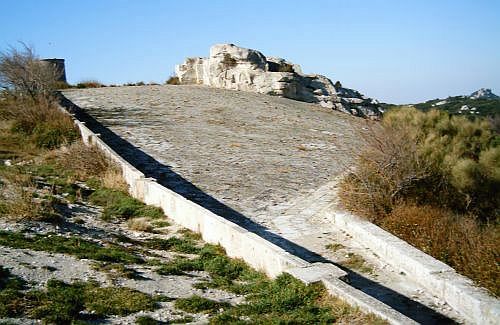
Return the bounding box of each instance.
[40,58,66,82]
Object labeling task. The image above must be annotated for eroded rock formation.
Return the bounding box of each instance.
[175,44,382,118]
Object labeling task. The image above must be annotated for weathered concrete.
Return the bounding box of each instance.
[62,93,420,324]
[323,202,500,325]
[60,85,495,324]
[322,277,418,325]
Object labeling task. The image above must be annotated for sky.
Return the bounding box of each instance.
[1,0,499,104]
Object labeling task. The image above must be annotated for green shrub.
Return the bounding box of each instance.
[341,108,499,221]
[28,279,86,323]
[25,280,158,323]
[144,236,200,254]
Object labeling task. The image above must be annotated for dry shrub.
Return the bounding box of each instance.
[382,204,499,296]
[339,122,429,221]
[127,217,153,232]
[166,76,180,85]
[0,95,78,149]
[50,142,127,191]
[0,171,59,222]
[49,142,108,180]
[102,168,128,192]
[76,80,103,88]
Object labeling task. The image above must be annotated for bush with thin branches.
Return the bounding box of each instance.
[0,43,63,100]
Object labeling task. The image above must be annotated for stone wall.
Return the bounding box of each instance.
[175,44,382,118]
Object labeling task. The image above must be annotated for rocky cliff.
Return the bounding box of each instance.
[175,44,382,118]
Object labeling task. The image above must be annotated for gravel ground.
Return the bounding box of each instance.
[0,199,243,324]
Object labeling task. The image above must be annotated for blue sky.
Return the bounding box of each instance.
[1,0,499,103]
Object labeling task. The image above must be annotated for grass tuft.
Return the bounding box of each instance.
[174,295,230,314]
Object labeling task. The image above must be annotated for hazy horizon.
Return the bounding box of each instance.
[1,0,499,104]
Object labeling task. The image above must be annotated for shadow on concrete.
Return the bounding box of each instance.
[58,93,456,324]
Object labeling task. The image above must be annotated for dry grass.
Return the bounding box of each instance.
[47,141,128,191]
[102,168,128,192]
[0,170,59,222]
[381,204,499,296]
[318,292,388,324]
[325,243,345,252]
[127,217,153,232]
[48,142,108,180]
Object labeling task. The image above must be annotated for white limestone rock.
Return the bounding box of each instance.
[175,44,382,118]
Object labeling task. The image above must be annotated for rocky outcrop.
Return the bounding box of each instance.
[175,44,382,118]
[469,88,499,100]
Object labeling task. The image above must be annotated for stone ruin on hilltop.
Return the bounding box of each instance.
[175,44,383,118]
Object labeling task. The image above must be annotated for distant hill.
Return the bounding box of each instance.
[382,88,500,117]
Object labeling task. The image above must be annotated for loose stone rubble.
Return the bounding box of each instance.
[175,43,383,118]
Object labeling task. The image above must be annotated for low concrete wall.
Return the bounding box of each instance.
[323,208,500,324]
[73,118,312,277]
[67,105,421,324]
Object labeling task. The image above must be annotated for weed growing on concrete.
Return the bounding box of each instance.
[325,243,345,252]
[340,253,373,274]
[152,220,171,229]
[177,228,201,241]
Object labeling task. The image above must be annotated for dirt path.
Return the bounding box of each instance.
[62,85,466,323]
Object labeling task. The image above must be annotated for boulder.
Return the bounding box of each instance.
[175,44,382,118]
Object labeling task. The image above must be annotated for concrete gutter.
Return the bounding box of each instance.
[321,207,500,324]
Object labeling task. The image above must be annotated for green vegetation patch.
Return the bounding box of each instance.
[210,274,337,324]
[175,295,230,315]
[22,279,157,323]
[0,266,27,318]
[89,188,164,220]
[144,236,200,254]
[0,231,143,264]
[84,285,157,316]
[152,243,263,294]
